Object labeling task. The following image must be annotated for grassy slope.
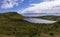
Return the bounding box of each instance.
[0,12,60,37]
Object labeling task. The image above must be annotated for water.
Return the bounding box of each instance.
[24,18,57,24]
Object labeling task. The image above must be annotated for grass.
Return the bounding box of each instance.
[0,12,60,37]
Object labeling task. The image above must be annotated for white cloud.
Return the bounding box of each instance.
[0,0,19,9]
[18,0,60,15]
[1,0,19,9]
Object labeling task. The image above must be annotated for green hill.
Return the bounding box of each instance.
[0,12,60,37]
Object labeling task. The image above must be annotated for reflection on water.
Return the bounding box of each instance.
[24,18,57,24]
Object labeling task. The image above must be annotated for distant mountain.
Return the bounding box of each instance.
[21,13,60,17]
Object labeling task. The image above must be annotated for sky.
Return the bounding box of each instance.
[0,0,60,14]
[0,0,43,13]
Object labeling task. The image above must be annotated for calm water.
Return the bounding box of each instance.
[24,18,57,24]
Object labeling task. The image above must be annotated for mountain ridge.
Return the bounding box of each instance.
[0,12,60,37]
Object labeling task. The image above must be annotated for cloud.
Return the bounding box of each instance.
[0,0,19,9]
[18,0,60,15]
[0,0,24,9]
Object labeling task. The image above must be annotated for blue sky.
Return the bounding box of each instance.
[0,0,43,13]
[0,0,60,14]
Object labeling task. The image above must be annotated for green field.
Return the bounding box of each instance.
[0,12,60,37]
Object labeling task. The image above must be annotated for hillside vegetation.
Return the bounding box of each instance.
[0,12,60,37]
